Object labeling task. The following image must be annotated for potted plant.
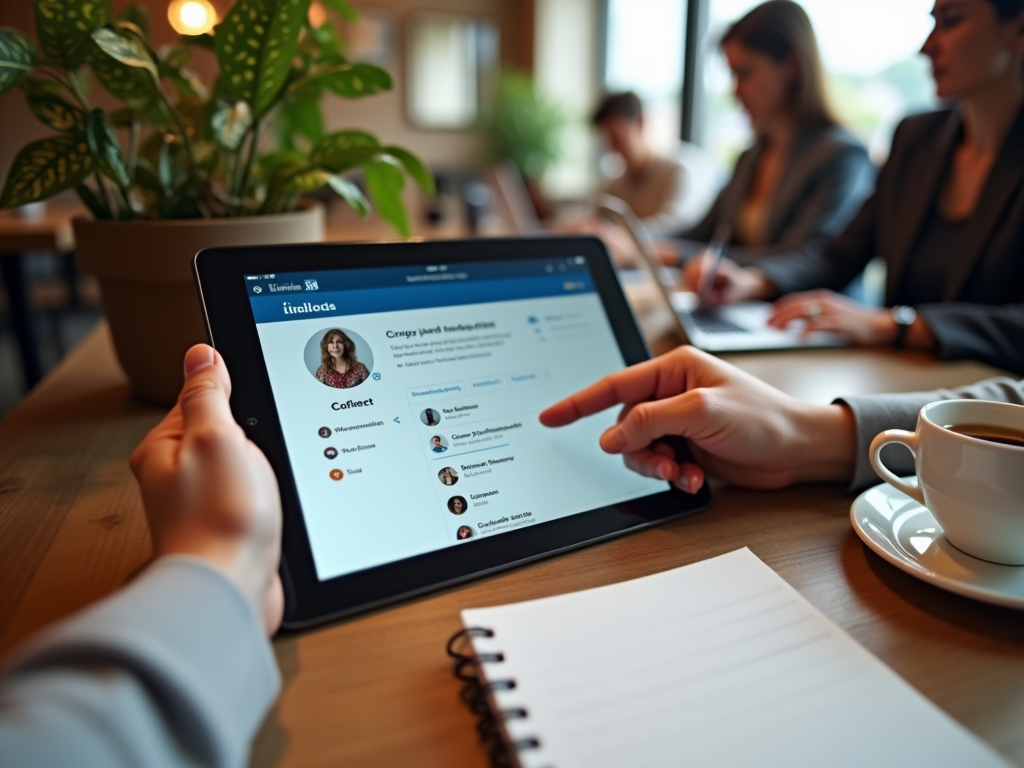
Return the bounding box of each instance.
[0,0,433,403]
[479,70,564,219]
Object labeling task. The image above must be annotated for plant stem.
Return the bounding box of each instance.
[66,69,92,110]
[153,85,208,218]
[127,118,140,181]
[235,116,264,216]
[93,172,114,219]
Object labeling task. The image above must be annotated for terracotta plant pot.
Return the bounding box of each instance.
[75,203,324,405]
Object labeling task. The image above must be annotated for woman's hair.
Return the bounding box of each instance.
[319,329,358,371]
[986,0,1024,19]
[447,496,467,513]
[721,0,836,128]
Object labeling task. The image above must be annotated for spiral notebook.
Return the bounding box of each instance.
[450,548,1009,768]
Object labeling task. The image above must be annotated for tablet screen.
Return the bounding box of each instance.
[245,255,664,581]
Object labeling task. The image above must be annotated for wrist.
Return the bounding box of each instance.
[876,312,900,345]
[744,268,777,301]
[905,316,937,352]
[789,403,857,485]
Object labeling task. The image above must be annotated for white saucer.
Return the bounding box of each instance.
[850,478,1024,609]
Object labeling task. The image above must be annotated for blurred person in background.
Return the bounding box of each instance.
[671,0,873,271]
[693,0,1024,374]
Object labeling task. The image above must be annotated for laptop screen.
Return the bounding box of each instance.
[244,256,663,581]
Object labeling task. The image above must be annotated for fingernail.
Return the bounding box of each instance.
[601,428,626,453]
[656,464,668,480]
[184,345,215,376]
[676,477,691,493]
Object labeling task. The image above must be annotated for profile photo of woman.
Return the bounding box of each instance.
[314,329,370,389]
[447,496,468,515]
[420,407,441,426]
[456,525,473,540]
[438,467,459,486]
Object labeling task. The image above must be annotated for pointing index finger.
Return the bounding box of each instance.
[538,356,668,428]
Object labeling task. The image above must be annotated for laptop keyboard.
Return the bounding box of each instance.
[690,309,747,334]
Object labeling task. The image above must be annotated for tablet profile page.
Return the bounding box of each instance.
[244,256,664,581]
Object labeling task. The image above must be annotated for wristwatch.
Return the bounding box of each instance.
[891,305,917,347]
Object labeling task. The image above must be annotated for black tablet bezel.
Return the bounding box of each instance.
[194,236,711,628]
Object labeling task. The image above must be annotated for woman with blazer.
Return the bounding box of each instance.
[673,1,874,262]
[706,0,1024,374]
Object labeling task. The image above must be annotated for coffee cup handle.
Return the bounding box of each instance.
[869,429,925,504]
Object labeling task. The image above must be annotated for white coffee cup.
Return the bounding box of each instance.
[869,399,1024,565]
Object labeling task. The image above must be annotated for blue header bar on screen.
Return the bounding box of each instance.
[246,257,595,324]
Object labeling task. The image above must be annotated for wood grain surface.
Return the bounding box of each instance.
[1,322,1022,767]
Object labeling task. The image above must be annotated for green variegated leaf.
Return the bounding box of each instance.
[32,0,110,70]
[318,63,391,99]
[383,146,434,196]
[364,157,408,237]
[85,108,130,187]
[326,174,368,216]
[211,101,252,149]
[216,0,313,116]
[276,93,324,147]
[74,181,108,217]
[180,32,215,50]
[169,67,208,100]
[0,28,36,94]
[309,129,380,170]
[91,27,157,75]
[279,168,329,197]
[115,5,150,40]
[91,46,159,107]
[0,134,93,208]
[25,80,86,132]
[320,0,358,22]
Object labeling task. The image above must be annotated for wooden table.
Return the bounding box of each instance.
[1,322,1023,767]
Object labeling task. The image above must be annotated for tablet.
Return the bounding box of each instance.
[194,236,710,628]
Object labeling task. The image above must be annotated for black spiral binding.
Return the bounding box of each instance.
[447,627,542,767]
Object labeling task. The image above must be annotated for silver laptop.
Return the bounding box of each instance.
[597,195,847,352]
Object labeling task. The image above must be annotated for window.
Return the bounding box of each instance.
[603,0,687,156]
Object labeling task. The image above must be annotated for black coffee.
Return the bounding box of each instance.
[944,423,1024,448]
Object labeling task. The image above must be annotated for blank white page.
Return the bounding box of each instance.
[462,548,1009,768]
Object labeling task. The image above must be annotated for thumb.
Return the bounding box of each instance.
[178,344,235,432]
[600,390,708,455]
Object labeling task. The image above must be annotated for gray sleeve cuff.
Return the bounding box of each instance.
[4,556,280,768]
[835,394,925,492]
[835,376,1024,492]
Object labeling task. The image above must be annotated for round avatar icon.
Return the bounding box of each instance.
[438,467,459,486]
[304,328,374,389]
[324,447,338,460]
[456,525,473,540]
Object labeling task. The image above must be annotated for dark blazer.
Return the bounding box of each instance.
[677,124,874,259]
[757,107,1024,374]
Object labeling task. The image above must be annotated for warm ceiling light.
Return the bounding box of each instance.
[308,1,326,29]
[168,0,217,35]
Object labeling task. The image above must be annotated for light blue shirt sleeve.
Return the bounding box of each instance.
[0,556,280,768]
